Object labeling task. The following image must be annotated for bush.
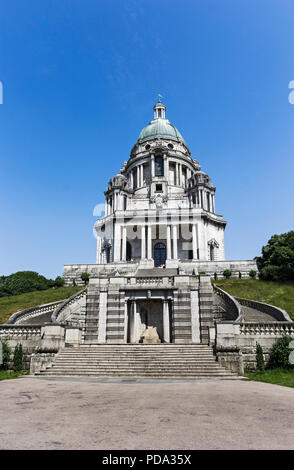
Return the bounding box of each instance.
[214,272,217,280]
[267,336,294,369]
[0,271,53,297]
[54,276,65,288]
[13,344,23,372]
[256,342,265,371]
[223,269,232,279]
[0,340,11,370]
[249,270,257,279]
[81,272,90,285]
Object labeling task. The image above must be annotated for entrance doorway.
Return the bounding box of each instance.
[128,299,171,343]
[154,242,166,267]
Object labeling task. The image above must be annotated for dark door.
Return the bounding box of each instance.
[154,242,166,267]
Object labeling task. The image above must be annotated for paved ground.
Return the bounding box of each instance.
[1,376,294,450]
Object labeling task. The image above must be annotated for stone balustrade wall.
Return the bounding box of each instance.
[215,321,294,370]
[6,301,63,325]
[235,297,291,322]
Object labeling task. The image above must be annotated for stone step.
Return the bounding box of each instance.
[38,344,238,379]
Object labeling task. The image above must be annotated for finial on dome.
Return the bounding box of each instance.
[153,96,166,119]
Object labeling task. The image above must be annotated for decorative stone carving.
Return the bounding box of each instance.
[140,326,161,344]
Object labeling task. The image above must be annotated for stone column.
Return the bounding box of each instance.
[147,225,152,259]
[141,225,146,259]
[96,236,102,264]
[98,290,107,343]
[122,225,127,261]
[130,170,133,189]
[172,224,178,259]
[166,225,171,259]
[190,290,200,343]
[113,222,121,261]
[124,301,128,343]
[137,166,140,188]
[140,164,144,187]
[175,163,179,186]
[131,300,141,343]
[163,154,168,178]
[192,223,197,260]
[163,300,170,343]
[179,163,182,186]
[151,154,155,178]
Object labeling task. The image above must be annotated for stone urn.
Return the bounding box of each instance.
[140,326,161,344]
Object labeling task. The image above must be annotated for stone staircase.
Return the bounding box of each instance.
[36,344,238,379]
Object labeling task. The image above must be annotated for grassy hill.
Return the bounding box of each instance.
[0,286,82,324]
[214,278,294,320]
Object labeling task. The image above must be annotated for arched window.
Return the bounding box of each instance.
[154,242,166,267]
[155,156,164,176]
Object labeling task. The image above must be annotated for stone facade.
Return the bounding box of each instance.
[58,99,258,345]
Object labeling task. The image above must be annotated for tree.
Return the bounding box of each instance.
[256,342,265,371]
[267,336,293,369]
[256,231,294,281]
[13,344,23,372]
[0,340,11,370]
[0,271,52,297]
[81,272,90,285]
[54,276,65,288]
[223,269,232,279]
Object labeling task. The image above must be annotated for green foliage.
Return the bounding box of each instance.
[267,336,294,370]
[249,270,257,278]
[199,271,206,275]
[223,269,232,279]
[13,344,23,372]
[0,340,11,370]
[81,272,90,285]
[257,231,294,281]
[256,342,265,371]
[54,276,65,288]
[0,271,66,297]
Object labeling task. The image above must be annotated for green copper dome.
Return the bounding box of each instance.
[137,118,185,144]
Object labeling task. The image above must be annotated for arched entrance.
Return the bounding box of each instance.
[154,242,166,267]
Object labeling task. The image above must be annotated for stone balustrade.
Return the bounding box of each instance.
[213,285,242,321]
[6,301,63,325]
[0,325,42,338]
[239,322,294,336]
[51,288,87,323]
[235,297,291,322]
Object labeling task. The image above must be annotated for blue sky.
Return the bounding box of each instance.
[1,0,294,279]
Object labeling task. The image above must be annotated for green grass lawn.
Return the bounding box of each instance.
[0,370,28,381]
[245,368,294,388]
[213,278,294,320]
[0,286,83,324]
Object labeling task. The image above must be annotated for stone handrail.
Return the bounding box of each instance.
[51,288,87,323]
[239,322,294,336]
[0,325,42,338]
[6,300,63,325]
[235,296,292,322]
[213,285,242,322]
